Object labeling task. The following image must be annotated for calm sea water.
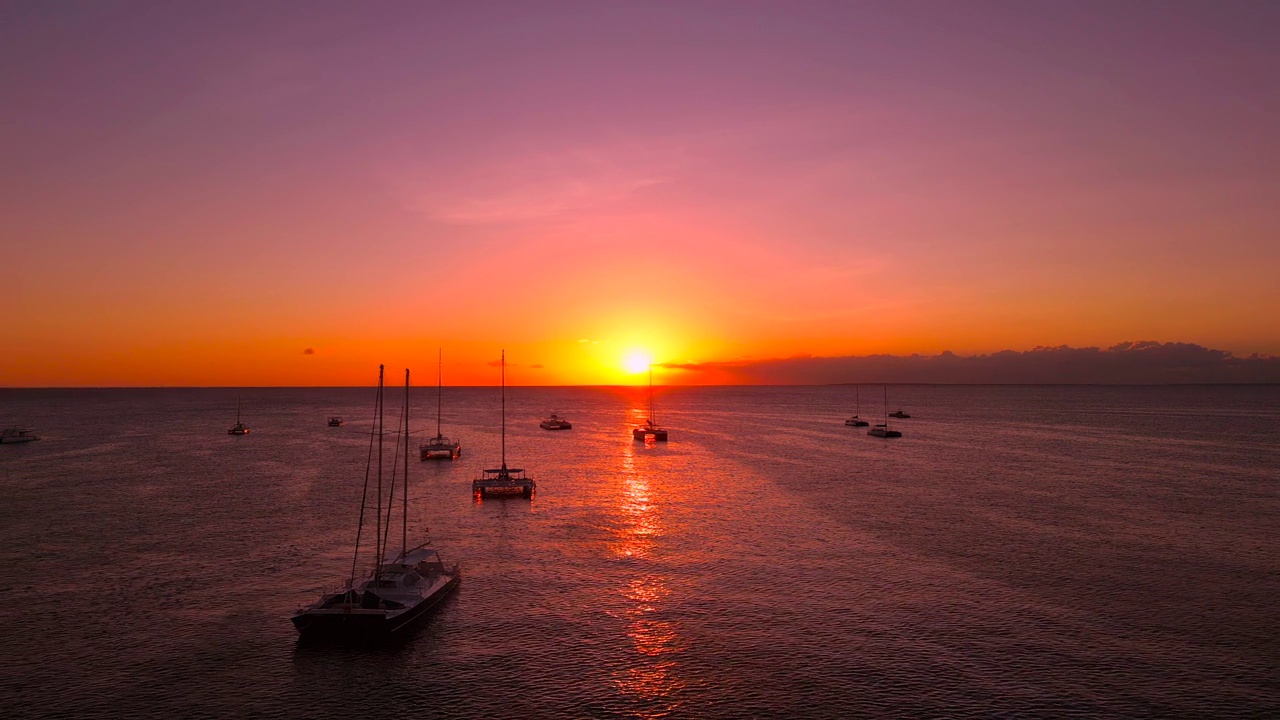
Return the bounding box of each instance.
[1,385,1277,718]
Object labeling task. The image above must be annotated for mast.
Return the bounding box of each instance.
[236,396,241,423]
[649,364,658,426]
[501,349,506,470]
[436,348,443,440]
[375,364,384,581]
[349,366,380,586]
[403,367,409,557]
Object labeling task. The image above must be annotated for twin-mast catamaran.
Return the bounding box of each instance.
[292,365,460,636]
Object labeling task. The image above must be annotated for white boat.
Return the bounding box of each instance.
[632,366,668,441]
[0,427,40,444]
[228,397,249,435]
[292,365,460,637]
[845,384,869,427]
[868,386,903,438]
[420,349,461,460]
[473,350,535,499]
[539,413,572,430]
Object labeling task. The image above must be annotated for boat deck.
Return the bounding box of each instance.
[472,465,534,498]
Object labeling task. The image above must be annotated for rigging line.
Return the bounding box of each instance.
[382,402,405,563]
[350,365,383,586]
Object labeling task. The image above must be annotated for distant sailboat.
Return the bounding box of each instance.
[472,350,535,498]
[845,385,869,427]
[292,365,460,636]
[868,386,902,438]
[228,397,249,435]
[419,350,461,460]
[632,366,668,441]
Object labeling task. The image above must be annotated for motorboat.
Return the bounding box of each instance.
[0,427,39,444]
[889,410,911,419]
[539,413,572,430]
[328,417,344,427]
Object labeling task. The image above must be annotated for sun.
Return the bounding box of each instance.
[623,351,652,374]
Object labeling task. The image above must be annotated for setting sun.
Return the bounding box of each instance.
[624,351,653,374]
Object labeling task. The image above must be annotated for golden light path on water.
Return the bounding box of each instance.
[609,402,685,718]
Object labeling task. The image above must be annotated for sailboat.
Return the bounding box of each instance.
[867,386,903,438]
[228,397,249,435]
[419,349,461,460]
[632,366,668,441]
[845,385,870,427]
[472,350,535,498]
[292,365,461,636]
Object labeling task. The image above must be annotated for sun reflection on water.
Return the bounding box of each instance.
[611,438,686,717]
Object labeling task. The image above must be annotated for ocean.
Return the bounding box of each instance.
[1,384,1277,718]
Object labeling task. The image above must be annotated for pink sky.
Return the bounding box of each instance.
[2,1,1277,385]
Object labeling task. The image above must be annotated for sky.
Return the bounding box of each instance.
[2,1,1277,386]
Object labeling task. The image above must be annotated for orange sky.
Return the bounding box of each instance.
[3,4,1277,386]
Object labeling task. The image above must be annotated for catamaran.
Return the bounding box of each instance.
[292,365,460,636]
[845,385,870,427]
[228,397,249,435]
[473,350,535,498]
[420,349,461,460]
[632,366,668,441]
[868,386,903,438]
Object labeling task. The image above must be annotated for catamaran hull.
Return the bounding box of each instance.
[292,574,460,636]
[421,447,461,460]
[633,429,668,441]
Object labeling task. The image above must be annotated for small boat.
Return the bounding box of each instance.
[889,410,911,419]
[0,427,40,444]
[228,397,249,435]
[632,366,669,441]
[328,417,344,427]
[472,350,535,499]
[292,365,460,637]
[420,350,461,460]
[845,384,869,427]
[539,413,572,430]
[868,386,902,438]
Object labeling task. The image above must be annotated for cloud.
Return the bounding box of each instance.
[530,364,544,369]
[404,140,681,225]
[665,342,1280,384]
[303,348,316,355]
